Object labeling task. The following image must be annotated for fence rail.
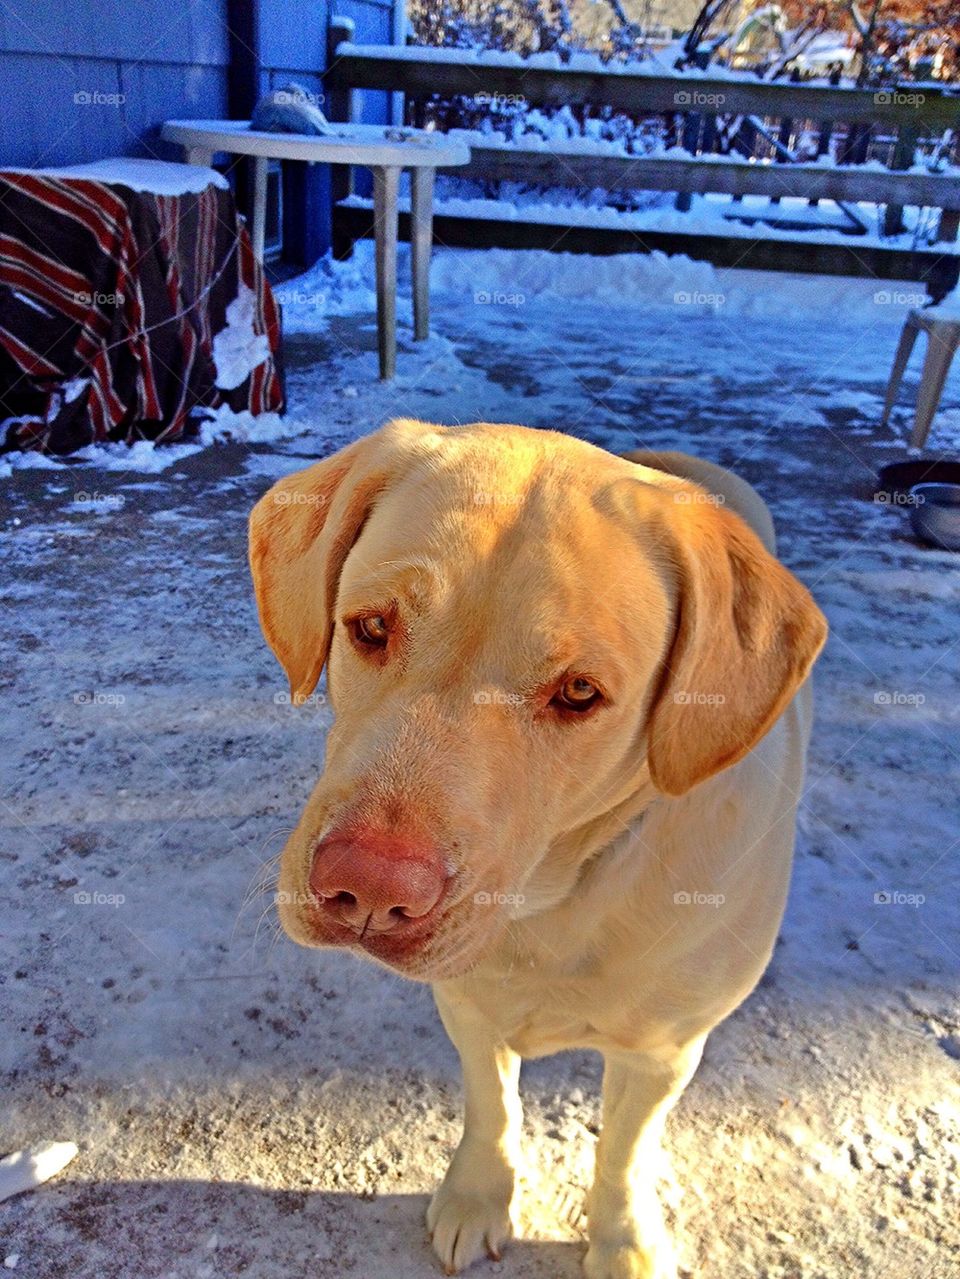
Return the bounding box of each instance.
[458,146,960,210]
[326,31,960,296]
[328,44,960,130]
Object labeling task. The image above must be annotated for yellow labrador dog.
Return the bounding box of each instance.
[249,419,827,1278]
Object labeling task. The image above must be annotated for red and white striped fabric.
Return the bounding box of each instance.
[0,167,283,454]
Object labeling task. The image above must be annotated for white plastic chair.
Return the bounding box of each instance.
[880,297,960,449]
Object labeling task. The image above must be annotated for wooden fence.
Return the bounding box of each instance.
[326,31,960,296]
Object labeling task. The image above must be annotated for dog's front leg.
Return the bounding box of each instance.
[427,987,522,1275]
[584,1038,705,1279]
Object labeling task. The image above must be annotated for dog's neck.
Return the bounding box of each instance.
[510,776,661,921]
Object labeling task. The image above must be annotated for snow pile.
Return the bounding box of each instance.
[430,245,933,321]
[213,284,272,391]
[271,252,377,331]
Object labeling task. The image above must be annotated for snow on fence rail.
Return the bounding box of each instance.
[325,25,960,296]
[454,143,960,211]
[328,40,960,129]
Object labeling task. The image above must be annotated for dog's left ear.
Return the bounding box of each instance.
[647,497,827,796]
[248,418,437,704]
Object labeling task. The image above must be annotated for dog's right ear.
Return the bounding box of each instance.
[248,419,436,704]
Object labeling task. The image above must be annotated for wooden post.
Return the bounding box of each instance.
[326,16,356,93]
[883,122,919,238]
[327,16,357,139]
[373,166,400,379]
[327,15,358,261]
[937,209,960,244]
[770,113,793,206]
[674,111,700,213]
[226,0,259,226]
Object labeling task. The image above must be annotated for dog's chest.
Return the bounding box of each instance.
[461,955,673,1058]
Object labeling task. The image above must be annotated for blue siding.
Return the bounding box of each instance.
[0,0,402,261]
[0,0,229,167]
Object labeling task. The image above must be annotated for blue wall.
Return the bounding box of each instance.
[0,0,402,262]
[0,0,229,167]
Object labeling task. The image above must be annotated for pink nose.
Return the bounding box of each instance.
[308,830,448,935]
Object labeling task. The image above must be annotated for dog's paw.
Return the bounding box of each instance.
[583,1230,676,1279]
[427,1156,515,1275]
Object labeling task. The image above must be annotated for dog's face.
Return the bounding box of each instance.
[250,420,826,981]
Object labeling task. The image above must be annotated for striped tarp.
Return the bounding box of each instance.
[0,168,283,454]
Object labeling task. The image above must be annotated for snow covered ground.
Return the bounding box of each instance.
[1,245,958,1279]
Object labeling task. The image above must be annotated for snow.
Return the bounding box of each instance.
[450,129,634,156]
[0,1143,79,1203]
[5,157,229,195]
[337,41,874,85]
[212,284,272,391]
[345,190,952,253]
[1,244,959,1277]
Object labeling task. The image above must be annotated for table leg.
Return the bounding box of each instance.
[184,146,214,168]
[373,165,400,380]
[251,156,268,263]
[410,166,435,342]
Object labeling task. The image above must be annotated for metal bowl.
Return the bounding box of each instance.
[910,482,960,551]
[875,459,960,502]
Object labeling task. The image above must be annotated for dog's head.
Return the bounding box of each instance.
[249,419,826,981]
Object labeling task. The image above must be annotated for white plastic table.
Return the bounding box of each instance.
[161,119,469,379]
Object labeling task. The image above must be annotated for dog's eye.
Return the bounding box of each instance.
[353,615,390,648]
[552,677,601,713]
